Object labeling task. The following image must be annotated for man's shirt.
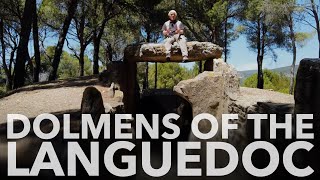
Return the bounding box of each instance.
[162,20,184,37]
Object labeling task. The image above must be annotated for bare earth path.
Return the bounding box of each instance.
[0,76,123,124]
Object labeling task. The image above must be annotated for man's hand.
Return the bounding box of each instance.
[176,29,184,35]
[163,29,171,36]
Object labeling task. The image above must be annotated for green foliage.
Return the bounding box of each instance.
[0,73,5,96]
[190,62,204,76]
[243,69,291,94]
[101,11,141,63]
[136,62,147,90]
[295,32,314,47]
[0,85,5,96]
[39,0,68,30]
[148,63,193,89]
[207,0,228,25]
[57,52,92,79]
[40,46,92,79]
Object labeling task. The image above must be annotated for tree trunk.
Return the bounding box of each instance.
[310,0,320,58]
[143,62,149,89]
[32,0,40,82]
[143,30,151,90]
[78,0,85,76]
[7,48,16,90]
[259,22,267,89]
[198,61,202,74]
[106,43,112,63]
[0,18,12,90]
[13,0,35,89]
[154,62,157,89]
[79,48,84,76]
[0,19,6,74]
[92,19,107,74]
[212,25,221,45]
[256,17,264,89]
[49,0,78,80]
[92,34,99,74]
[224,3,229,63]
[257,56,264,89]
[224,18,228,63]
[289,15,296,95]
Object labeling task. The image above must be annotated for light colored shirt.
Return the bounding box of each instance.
[162,20,184,37]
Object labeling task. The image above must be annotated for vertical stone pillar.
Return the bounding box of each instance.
[294,58,320,175]
[294,58,320,126]
[122,58,139,114]
[203,59,213,71]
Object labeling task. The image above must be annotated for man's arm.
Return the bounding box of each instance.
[175,29,184,35]
[162,22,170,37]
[176,21,185,35]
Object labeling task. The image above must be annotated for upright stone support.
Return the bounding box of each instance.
[203,59,213,71]
[122,58,139,114]
[294,58,320,175]
[294,59,320,118]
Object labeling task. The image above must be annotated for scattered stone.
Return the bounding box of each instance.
[81,87,105,124]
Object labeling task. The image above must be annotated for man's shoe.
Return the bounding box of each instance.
[182,56,188,63]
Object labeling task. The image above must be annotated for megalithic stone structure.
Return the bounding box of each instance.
[124,41,223,63]
[113,41,224,114]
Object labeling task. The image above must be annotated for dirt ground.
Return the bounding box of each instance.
[0,76,123,125]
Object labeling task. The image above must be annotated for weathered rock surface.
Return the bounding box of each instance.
[294,58,320,120]
[230,87,294,143]
[174,59,240,129]
[294,58,320,175]
[99,61,139,113]
[125,41,223,62]
[173,59,294,178]
[81,87,105,123]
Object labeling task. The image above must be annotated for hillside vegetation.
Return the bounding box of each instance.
[243,69,293,94]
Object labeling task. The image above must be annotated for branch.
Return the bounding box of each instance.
[65,38,80,60]
[301,19,317,29]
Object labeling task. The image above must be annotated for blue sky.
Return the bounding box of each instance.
[227,33,318,71]
[180,7,319,71]
[181,23,318,71]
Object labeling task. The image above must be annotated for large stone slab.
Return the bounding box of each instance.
[124,41,223,62]
[294,58,320,174]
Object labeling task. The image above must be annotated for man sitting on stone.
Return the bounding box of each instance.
[162,10,189,62]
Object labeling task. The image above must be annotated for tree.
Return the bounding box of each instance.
[57,51,92,79]
[127,0,166,89]
[100,10,140,65]
[42,46,92,79]
[32,0,41,82]
[91,0,121,75]
[263,0,312,94]
[0,14,20,90]
[67,0,93,76]
[303,0,319,57]
[140,0,165,89]
[0,19,7,88]
[49,0,78,81]
[238,0,287,89]
[13,0,35,89]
